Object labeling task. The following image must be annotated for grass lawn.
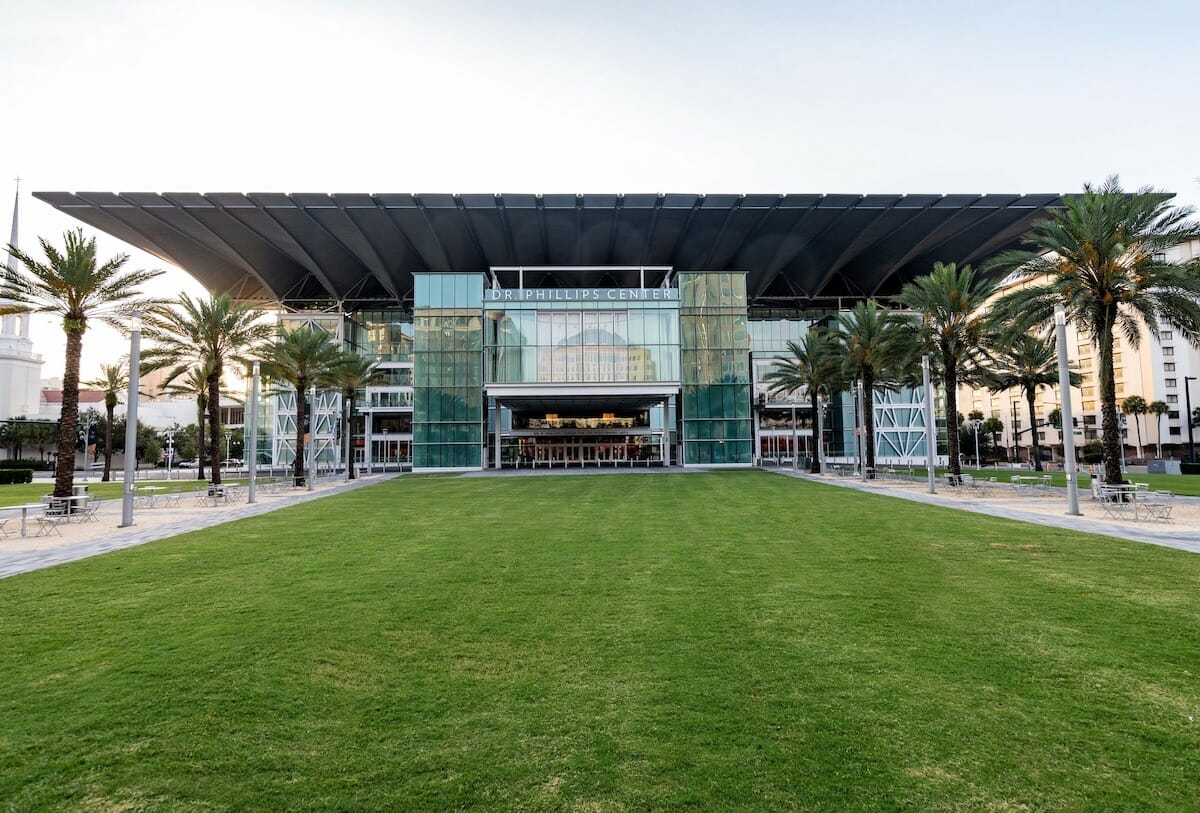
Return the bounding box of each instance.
[902,466,1200,495]
[1,471,1197,810]
[0,477,253,507]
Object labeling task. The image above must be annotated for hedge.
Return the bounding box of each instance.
[1182,462,1200,476]
[0,459,52,471]
[0,469,34,485]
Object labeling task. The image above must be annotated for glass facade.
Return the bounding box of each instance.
[412,274,484,469]
[353,310,413,363]
[484,301,680,384]
[679,272,753,464]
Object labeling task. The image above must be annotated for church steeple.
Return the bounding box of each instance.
[3,179,25,338]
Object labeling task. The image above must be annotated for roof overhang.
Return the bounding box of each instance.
[33,191,1069,310]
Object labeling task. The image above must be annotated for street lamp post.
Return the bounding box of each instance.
[972,419,981,469]
[81,412,93,483]
[1055,305,1081,515]
[923,354,936,494]
[248,361,259,504]
[1185,376,1197,463]
[164,428,175,481]
[791,403,798,471]
[382,427,390,473]
[1118,414,1128,473]
[307,385,316,492]
[1010,398,1021,466]
[119,312,143,528]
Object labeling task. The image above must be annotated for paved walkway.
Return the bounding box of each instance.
[0,474,401,579]
[773,469,1200,554]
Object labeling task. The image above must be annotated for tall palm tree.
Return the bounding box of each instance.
[896,261,998,477]
[1120,395,1148,460]
[982,334,1081,472]
[1148,399,1169,459]
[1,229,161,497]
[329,353,389,480]
[260,326,345,485]
[142,294,272,485]
[83,362,128,482]
[762,330,842,473]
[830,301,905,472]
[987,176,1200,484]
[158,359,241,480]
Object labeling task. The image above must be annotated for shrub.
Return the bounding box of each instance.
[0,469,34,485]
[0,459,51,470]
[1182,463,1200,476]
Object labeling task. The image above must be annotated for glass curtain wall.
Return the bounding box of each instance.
[680,272,753,464]
[484,302,679,384]
[413,274,484,468]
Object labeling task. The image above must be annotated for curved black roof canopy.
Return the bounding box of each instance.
[33,191,1066,309]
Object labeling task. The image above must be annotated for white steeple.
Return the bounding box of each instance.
[0,178,43,422]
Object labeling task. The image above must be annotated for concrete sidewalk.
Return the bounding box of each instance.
[1,473,401,579]
[773,469,1200,554]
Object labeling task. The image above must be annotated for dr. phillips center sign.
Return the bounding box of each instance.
[484,288,679,303]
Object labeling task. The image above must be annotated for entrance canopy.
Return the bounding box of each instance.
[33,191,1066,309]
[487,383,676,415]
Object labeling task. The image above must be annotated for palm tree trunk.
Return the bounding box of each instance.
[863,371,876,471]
[1097,309,1124,484]
[208,365,223,485]
[102,403,114,482]
[809,389,821,474]
[294,383,307,486]
[197,399,206,481]
[1026,389,1043,472]
[1155,416,1162,459]
[1134,416,1143,460]
[53,327,84,498]
[944,355,960,476]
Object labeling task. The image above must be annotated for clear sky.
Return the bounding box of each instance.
[3,0,1198,380]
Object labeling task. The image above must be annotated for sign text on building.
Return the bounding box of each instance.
[484,288,679,303]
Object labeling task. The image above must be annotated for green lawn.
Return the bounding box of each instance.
[0,477,253,507]
[1,471,1197,810]
[901,466,1200,495]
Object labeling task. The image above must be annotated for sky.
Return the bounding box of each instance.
[3,0,1199,380]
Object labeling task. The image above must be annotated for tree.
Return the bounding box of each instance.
[1148,400,1168,459]
[109,418,164,468]
[83,362,129,482]
[260,326,344,485]
[158,359,241,480]
[1120,395,1148,460]
[987,176,1200,484]
[762,330,843,473]
[982,334,1080,472]
[830,301,905,472]
[1,229,161,497]
[142,294,272,485]
[981,417,1005,460]
[896,261,998,477]
[329,352,389,480]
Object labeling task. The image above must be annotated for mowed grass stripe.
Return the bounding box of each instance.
[1,471,1197,811]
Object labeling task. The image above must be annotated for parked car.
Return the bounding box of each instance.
[178,460,198,469]
[221,458,244,469]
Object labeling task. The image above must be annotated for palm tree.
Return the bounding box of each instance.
[1148,400,1169,459]
[896,261,998,477]
[830,301,905,472]
[762,330,842,473]
[982,334,1081,472]
[260,326,345,485]
[142,294,272,485]
[1,229,161,497]
[158,359,241,480]
[329,353,389,480]
[987,176,1200,484]
[1120,395,1148,460]
[83,362,128,482]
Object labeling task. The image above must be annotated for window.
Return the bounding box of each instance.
[1163,346,1174,356]
[1159,329,1174,340]
[1081,386,1095,397]
[1167,395,1178,404]
[1166,378,1177,388]
[1153,253,1167,263]
[1083,415,1098,425]
[1165,363,1176,372]
[1169,410,1180,420]
[1037,432,1046,441]
[1170,427,1181,436]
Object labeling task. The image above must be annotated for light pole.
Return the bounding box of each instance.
[119,312,143,528]
[307,385,316,492]
[382,427,390,473]
[1118,414,1127,473]
[164,428,175,481]
[1010,397,1021,466]
[1055,305,1081,515]
[971,419,981,469]
[81,412,93,483]
[1185,376,1197,463]
[248,361,259,504]
[923,354,936,493]
[791,402,798,470]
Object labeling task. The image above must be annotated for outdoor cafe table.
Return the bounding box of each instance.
[136,486,167,507]
[2,503,50,538]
